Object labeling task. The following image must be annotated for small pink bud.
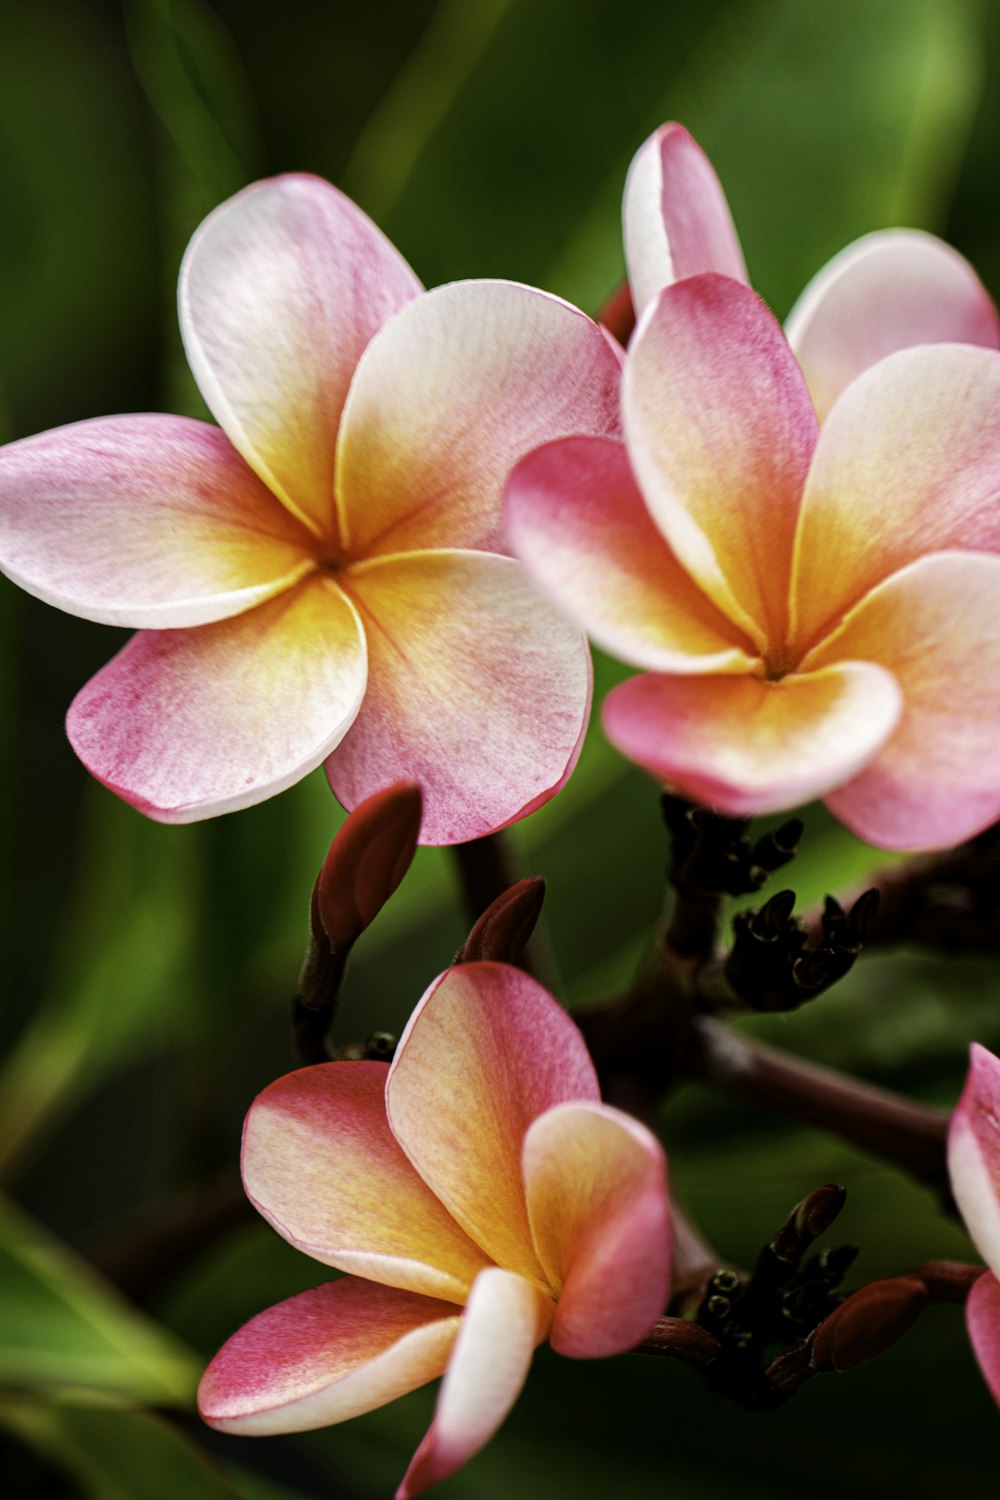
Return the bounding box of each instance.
[811,1276,928,1372]
[314,782,422,951]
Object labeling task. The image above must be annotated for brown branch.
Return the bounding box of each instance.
[690,1016,950,1189]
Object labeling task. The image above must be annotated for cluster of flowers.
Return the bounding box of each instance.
[4,123,1000,1492]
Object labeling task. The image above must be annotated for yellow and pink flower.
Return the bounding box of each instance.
[508,259,1000,848]
[198,961,671,1497]
[947,1043,1000,1407]
[0,175,623,842]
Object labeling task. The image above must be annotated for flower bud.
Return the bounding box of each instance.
[455,876,545,967]
[811,1276,928,1372]
[314,781,422,952]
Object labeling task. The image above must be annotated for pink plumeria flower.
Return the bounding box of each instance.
[198,962,671,1497]
[507,271,1000,849]
[947,1043,1000,1407]
[624,122,1000,414]
[0,177,623,843]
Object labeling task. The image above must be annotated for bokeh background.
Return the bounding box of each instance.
[2,0,1000,1494]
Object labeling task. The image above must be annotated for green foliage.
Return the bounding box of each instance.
[0,1194,197,1404]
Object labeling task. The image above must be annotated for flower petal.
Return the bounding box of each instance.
[397,1268,550,1499]
[624,123,747,321]
[624,275,818,649]
[0,415,314,627]
[327,550,591,845]
[806,552,1000,849]
[523,1101,671,1358]
[242,1062,492,1302]
[67,575,367,822]
[179,174,422,540]
[386,963,599,1284]
[966,1271,1000,1409]
[785,229,1000,423]
[505,436,759,674]
[791,344,1000,652]
[949,1043,1000,1277]
[199,1277,460,1436]
[335,279,623,558]
[603,661,902,818]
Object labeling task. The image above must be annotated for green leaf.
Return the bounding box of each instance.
[0,789,208,1179]
[0,1194,198,1405]
[0,1400,242,1500]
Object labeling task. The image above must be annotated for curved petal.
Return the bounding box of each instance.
[67,574,367,822]
[327,550,591,846]
[505,436,759,674]
[335,279,623,558]
[397,1268,550,1500]
[179,174,422,540]
[785,229,1000,423]
[624,123,748,321]
[0,415,314,627]
[948,1044,1000,1277]
[199,1277,460,1436]
[791,344,1000,652]
[967,1271,1000,1409]
[603,661,902,818]
[523,1101,671,1358]
[807,553,1000,849]
[386,963,598,1284]
[624,275,818,650]
[242,1063,491,1302]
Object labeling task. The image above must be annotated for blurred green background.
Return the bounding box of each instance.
[2,0,1000,1494]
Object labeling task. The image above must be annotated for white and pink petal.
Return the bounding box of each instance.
[0,415,313,628]
[806,552,1000,850]
[242,1062,491,1303]
[523,1101,671,1358]
[505,436,760,675]
[624,275,818,649]
[327,549,591,846]
[180,174,422,541]
[966,1271,1000,1410]
[948,1043,1000,1277]
[199,1277,460,1436]
[624,123,747,321]
[785,229,1000,423]
[67,574,367,822]
[386,963,598,1284]
[397,1268,550,1499]
[791,344,1000,652]
[603,662,902,819]
[335,280,623,558]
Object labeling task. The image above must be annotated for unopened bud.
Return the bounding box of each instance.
[456,877,545,967]
[314,782,422,951]
[811,1276,928,1372]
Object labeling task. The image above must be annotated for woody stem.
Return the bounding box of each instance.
[690,1016,950,1190]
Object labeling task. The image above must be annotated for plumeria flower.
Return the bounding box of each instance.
[947,1042,1000,1407]
[623,122,1000,414]
[198,961,671,1497]
[0,176,623,843]
[507,271,1000,849]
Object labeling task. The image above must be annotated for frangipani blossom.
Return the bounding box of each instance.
[947,1043,1000,1407]
[507,273,1000,849]
[198,962,671,1497]
[0,176,623,843]
[623,122,1000,415]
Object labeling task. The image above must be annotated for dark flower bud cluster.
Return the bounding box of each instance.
[725,887,879,1012]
